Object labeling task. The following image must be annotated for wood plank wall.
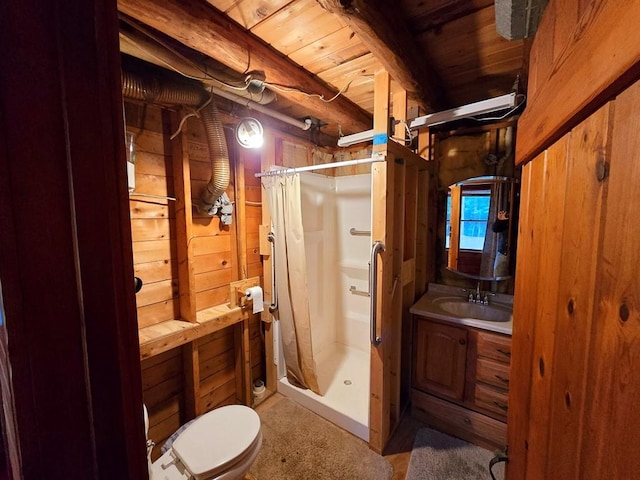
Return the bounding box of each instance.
[127,103,180,329]
[126,101,258,458]
[186,117,236,310]
[126,100,332,457]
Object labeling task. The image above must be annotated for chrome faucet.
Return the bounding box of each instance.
[467,281,492,305]
[462,283,493,304]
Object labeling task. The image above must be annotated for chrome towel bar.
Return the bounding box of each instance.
[349,285,370,297]
[349,228,371,236]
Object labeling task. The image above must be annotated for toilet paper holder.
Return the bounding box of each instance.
[229,277,261,309]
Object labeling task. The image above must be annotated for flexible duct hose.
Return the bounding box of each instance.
[121,71,230,214]
[198,102,230,211]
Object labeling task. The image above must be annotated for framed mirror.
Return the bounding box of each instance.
[445,176,518,281]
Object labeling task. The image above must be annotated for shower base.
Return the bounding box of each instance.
[278,342,370,441]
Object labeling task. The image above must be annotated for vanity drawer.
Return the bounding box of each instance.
[477,331,511,364]
[475,383,509,418]
[476,357,510,389]
[412,389,506,449]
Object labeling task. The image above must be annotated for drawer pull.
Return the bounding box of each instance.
[464,417,471,424]
[495,375,509,384]
[497,348,511,358]
[493,401,508,411]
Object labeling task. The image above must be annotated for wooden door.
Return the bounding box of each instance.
[509,80,640,480]
[413,319,467,401]
[507,0,640,477]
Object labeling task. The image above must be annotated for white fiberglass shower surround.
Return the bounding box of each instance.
[272,170,373,441]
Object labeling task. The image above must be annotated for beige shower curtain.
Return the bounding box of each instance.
[262,173,320,394]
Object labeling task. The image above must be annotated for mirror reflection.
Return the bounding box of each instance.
[446,176,518,280]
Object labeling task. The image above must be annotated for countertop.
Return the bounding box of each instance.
[410,283,513,336]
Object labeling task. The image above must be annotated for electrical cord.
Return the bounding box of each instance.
[489,453,508,480]
[264,76,367,103]
[471,94,526,122]
[169,94,214,140]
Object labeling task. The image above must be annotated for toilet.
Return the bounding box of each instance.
[144,404,262,480]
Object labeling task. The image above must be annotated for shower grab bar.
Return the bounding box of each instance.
[267,231,278,313]
[349,285,370,297]
[370,241,385,346]
[349,228,371,236]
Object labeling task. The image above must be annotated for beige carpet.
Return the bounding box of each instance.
[249,397,393,479]
[405,428,505,480]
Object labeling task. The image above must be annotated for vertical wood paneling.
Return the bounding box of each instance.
[545,103,611,479]
[509,81,640,478]
[447,184,461,270]
[581,82,640,479]
[183,343,199,418]
[235,146,248,279]
[171,110,197,323]
[369,155,394,454]
[401,164,419,410]
[390,161,405,427]
[414,170,429,296]
[525,134,569,480]
[261,134,278,393]
[506,154,544,478]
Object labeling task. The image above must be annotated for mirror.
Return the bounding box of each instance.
[445,176,518,281]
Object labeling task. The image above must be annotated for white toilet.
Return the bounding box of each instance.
[144,404,262,480]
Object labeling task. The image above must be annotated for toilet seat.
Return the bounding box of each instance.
[167,405,261,480]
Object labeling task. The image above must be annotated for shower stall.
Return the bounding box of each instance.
[261,144,425,453]
[275,171,372,441]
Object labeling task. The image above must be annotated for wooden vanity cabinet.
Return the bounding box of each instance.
[412,316,511,449]
[413,320,468,401]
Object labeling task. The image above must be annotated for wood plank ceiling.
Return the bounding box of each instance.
[118,0,526,143]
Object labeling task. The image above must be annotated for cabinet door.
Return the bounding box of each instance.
[413,319,468,401]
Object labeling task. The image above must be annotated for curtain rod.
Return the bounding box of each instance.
[254,156,384,178]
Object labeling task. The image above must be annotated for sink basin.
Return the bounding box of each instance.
[434,298,512,322]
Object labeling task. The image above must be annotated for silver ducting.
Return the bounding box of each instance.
[198,102,230,210]
[119,24,277,105]
[122,70,230,213]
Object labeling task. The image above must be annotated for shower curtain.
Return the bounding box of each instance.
[262,173,320,394]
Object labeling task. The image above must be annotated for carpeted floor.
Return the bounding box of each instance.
[249,397,393,479]
[405,428,505,480]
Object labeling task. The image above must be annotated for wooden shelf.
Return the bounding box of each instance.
[139,304,252,359]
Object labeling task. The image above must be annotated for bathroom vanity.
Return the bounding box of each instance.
[410,284,512,450]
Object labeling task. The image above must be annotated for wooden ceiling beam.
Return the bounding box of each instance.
[316,0,447,112]
[408,0,494,33]
[117,0,372,134]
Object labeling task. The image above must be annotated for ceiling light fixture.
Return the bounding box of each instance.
[337,93,519,147]
[235,117,264,149]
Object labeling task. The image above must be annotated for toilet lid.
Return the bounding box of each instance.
[171,405,261,479]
